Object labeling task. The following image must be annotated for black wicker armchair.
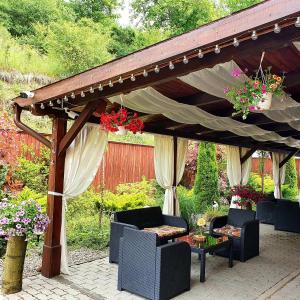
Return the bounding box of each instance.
[256,200,277,225]
[118,227,191,300]
[210,208,259,262]
[109,206,189,263]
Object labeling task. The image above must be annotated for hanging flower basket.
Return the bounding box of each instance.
[224,53,285,119]
[100,108,144,135]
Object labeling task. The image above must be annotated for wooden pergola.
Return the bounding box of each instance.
[12,0,300,278]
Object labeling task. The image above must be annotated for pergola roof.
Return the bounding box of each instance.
[13,0,300,155]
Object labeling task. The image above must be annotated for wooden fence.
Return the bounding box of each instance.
[1,130,300,190]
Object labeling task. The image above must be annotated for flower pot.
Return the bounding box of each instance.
[2,236,27,295]
[258,92,272,110]
[116,126,128,136]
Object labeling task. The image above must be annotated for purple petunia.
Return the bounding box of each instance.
[231,68,242,77]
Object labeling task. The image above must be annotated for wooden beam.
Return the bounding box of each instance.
[14,6,300,107]
[13,104,51,148]
[279,149,299,168]
[42,117,67,278]
[58,100,106,157]
[241,148,257,164]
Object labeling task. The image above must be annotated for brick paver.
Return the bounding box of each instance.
[1,224,300,300]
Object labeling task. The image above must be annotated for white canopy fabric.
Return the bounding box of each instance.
[60,124,108,274]
[272,152,287,199]
[179,60,300,131]
[154,135,188,216]
[226,146,252,208]
[109,87,300,149]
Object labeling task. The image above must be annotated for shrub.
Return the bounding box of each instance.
[283,158,298,200]
[194,142,220,213]
[177,185,196,227]
[0,164,8,190]
[248,172,274,194]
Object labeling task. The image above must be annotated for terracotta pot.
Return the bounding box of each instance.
[2,236,27,295]
[258,92,272,110]
[116,126,128,136]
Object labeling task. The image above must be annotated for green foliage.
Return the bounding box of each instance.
[177,185,196,227]
[283,158,298,200]
[108,132,154,145]
[14,146,50,193]
[131,0,220,36]
[221,0,262,13]
[203,205,229,222]
[0,164,8,190]
[194,142,220,213]
[248,172,274,194]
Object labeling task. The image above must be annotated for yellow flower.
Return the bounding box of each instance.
[197,218,206,227]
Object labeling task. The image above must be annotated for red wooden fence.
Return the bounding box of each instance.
[1,130,299,190]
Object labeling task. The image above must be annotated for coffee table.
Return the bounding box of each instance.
[190,236,233,282]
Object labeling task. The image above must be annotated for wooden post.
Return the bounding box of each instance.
[41,117,67,278]
[173,137,177,216]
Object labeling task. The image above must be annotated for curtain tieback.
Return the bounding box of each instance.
[48,191,64,197]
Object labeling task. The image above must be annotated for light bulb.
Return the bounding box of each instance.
[64,96,68,102]
[30,104,35,109]
[274,23,281,33]
[183,56,189,64]
[143,69,148,77]
[57,99,61,104]
[40,103,45,109]
[89,86,94,93]
[118,76,123,84]
[81,91,85,97]
[49,101,53,107]
[251,30,258,40]
[131,74,136,81]
[169,61,174,70]
[109,80,113,87]
[98,84,103,91]
[214,45,220,54]
[233,37,239,47]
[71,92,75,99]
[154,65,160,73]
[295,17,300,28]
[198,49,203,58]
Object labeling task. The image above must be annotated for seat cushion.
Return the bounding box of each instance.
[213,224,241,237]
[143,225,186,238]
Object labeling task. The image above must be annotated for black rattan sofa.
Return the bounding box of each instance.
[109,206,189,263]
[210,208,259,262]
[118,227,191,300]
[256,199,277,225]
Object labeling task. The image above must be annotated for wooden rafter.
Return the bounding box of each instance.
[241,148,257,165]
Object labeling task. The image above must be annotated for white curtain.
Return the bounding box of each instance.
[109,88,300,149]
[272,152,287,199]
[226,146,252,208]
[179,60,300,131]
[154,135,188,216]
[60,123,108,274]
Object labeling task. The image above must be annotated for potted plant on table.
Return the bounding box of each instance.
[224,67,285,120]
[193,217,207,247]
[230,185,264,210]
[0,198,50,295]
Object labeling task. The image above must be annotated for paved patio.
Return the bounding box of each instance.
[1,224,300,300]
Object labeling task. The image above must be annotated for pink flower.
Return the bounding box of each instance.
[249,106,257,111]
[262,84,267,94]
[231,68,242,77]
[223,87,230,94]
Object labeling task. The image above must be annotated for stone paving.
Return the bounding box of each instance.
[1,224,300,300]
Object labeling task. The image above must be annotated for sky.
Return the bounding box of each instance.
[117,0,131,26]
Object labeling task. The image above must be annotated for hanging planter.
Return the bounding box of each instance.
[100,108,144,134]
[0,198,50,294]
[224,53,285,119]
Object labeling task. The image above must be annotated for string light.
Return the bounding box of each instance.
[143,69,148,77]
[131,74,136,81]
[251,30,258,40]
[71,92,75,99]
[169,61,174,70]
[233,37,239,47]
[49,101,53,107]
[64,96,68,102]
[30,104,35,109]
[154,65,160,73]
[274,23,281,33]
[118,76,123,84]
[81,91,85,97]
[295,17,300,28]
[183,56,189,64]
[57,99,61,104]
[214,45,220,54]
[98,84,103,91]
[109,80,114,87]
[40,103,45,109]
[89,86,94,93]
[198,49,204,58]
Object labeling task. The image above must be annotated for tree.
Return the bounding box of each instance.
[257,150,269,193]
[194,142,220,213]
[221,0,262,13]
[283,158,299,200]
[131,0,221,36]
